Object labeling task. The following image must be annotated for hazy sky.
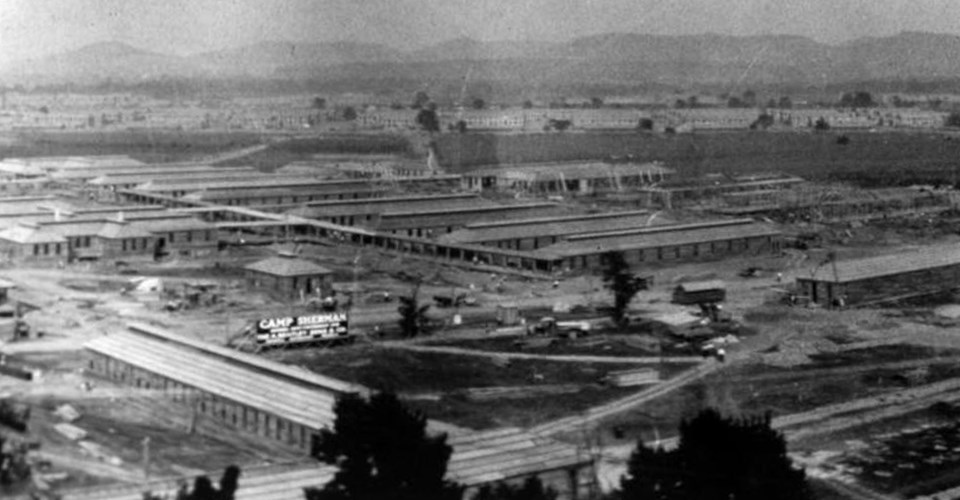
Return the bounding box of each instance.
[2,0,960,64]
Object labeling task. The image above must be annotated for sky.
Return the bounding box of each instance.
[2,0,960,65]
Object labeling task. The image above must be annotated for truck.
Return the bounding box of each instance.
[527,316,593,339]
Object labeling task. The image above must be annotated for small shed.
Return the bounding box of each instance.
[244,254,334,299]
[672,280,727,305]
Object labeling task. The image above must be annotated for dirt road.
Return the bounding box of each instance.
[380,341,703,365]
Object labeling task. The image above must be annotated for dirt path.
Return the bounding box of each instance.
[379,341,704,365]
[529,360,721,436]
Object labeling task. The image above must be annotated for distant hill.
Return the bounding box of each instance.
[189,41,405,78]
[1,42,198,85]
[7,32,960,94]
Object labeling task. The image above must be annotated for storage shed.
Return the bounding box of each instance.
[244,254,334,299]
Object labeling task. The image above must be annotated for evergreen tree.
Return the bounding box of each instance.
[397,282,431,338]
[601,251,645,326]
[312,391,463,500]
[416,107,441,133]
[620,409,809,500]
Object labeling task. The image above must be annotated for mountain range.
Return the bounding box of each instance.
[6,31,960,93]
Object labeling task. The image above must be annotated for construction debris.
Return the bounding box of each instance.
[53,423,87,441]
[53,404,81,423]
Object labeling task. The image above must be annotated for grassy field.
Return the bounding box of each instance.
[598,345,960,444]
[2,130,264,163]
[221,134,412,171]
[423,334,704,359]
[266,343,691,429]
[406,386,639,429]
[435,130,960,187]
[9,128,960,189]
[268,344,644,391]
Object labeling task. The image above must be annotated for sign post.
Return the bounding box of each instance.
[254,312,349,347]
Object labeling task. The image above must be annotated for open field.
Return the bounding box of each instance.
[266,344,649,391]
[0,130,264,163]
[423,334,667,358]
[219,134,413,170]
[436,130,960,187]
[264,344,695,429]
[594,345,960,444]
[792,406,960,498]
[9,128,960,191]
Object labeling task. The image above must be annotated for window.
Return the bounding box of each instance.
[186,232,193,243]
[33,245,39,256]
[122,240,127,252]
[169,232,175,243]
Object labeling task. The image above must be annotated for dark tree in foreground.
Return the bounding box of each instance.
[601,251,645,326]
[397,282,431,338]
[620,409,809,500]
[311,391,463,500]
[472,477,557,500]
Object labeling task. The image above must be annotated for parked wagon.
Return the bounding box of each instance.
[672,280,727,305]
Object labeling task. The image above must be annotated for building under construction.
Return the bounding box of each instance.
[461,162,673,196]
[636,173,805,209]
[717,185,955,222]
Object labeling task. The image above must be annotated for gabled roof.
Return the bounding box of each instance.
[244,256,332,277]
[135,217,215,233]
[84,332,340,430]
[42,221,108,239]
[446,427,590,486]
[60,463,333,500]
[0,224,67,244]
[97,221,155,240]
[439,211,660,244]
[802,243,960,283]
